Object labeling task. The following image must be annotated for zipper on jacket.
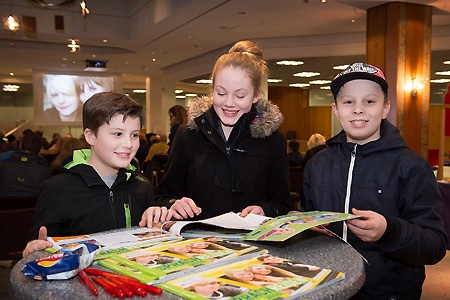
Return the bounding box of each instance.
[124,195,131,228]
[343,144,357,242]
[109,190,118,228]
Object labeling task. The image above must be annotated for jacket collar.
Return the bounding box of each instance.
[186,96,283,139]
[62,149,138,181]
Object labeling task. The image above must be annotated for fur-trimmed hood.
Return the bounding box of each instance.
[186,96,284,139]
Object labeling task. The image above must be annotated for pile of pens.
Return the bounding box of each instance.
[78,267,163,298]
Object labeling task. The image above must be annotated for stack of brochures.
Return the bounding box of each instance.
[45,211,358,300]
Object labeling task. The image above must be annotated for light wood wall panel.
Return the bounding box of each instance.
[269,86,331,140]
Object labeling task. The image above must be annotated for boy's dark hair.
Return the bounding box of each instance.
[289,140,300,152]
[20,132,43,154]
[83,91,144,135]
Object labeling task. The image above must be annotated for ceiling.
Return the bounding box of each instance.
[0,0,450,95]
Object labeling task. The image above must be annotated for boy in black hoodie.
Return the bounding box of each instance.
[303,62,448,299]
[24,91,171,257]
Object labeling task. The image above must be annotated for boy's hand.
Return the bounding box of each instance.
[346,208,387,242]
[169,197,202,220]
[240,205,264,217]
[140,206,173,227]
[22,226,53,257]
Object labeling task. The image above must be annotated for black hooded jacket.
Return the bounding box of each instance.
[303,119,448,299]
[29,149,154,239]
[155,97,293,219]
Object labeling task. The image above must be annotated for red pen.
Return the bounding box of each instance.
[102,277,134,298]
[84,268,140,282]
[110,278,147,297]
[78,270,99,296]
[114,277,163,295]
[91,276,125,299]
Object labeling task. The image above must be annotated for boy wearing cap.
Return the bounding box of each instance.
[302,62,448,299]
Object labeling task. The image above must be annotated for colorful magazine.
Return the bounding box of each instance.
[159,253,345,300]
[97,237,267,284]
[47,226,180,255]
[243,211,360,242]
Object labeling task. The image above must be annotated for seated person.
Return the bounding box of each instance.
[23,91,171,257]
[144,134,169,162]
[287,140,303,167]
[0,131,51,197]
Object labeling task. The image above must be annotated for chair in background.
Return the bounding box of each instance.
[289,167,303,209]
[0,207,36,261]
[0,196,37,261]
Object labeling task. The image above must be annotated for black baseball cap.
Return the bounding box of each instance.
[330,62,388,98]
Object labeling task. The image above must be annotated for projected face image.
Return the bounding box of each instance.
[45,75,80,122]
[79,77,114,103]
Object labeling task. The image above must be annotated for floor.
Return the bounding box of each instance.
[1,251,449,299]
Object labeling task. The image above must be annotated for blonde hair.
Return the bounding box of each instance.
[210,40,267,98]
[307,133,326,149]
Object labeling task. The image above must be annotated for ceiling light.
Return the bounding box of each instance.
[132,89,146,93]
[436,71,450,76]
[80,0,89,16]
[175,90,184,94]
[176,95,186,99]
[196,79,212,84]
[277,61,304,66]
[185,93,198,97]
[267,79,282,83]
[430,79,450,84]
[289,83,310,88]
[294,72,320,77]
[3,84,19,92]
[333,65,349,70]
[320,86,331,90]
[444,61,450,65]
[309,80,331,85]
[67,39,80,52]
[9,72,14,76]
[3,15,20,31]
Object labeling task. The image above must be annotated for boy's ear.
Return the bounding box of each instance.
[84,128,95,146]
[382,101,391,119]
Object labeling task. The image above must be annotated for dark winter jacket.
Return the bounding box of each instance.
[29,149,154,239]
[0,151,51,197]
[303,119,448,299]
[155,97,292,219]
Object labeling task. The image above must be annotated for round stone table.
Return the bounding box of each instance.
[10,230,365,299]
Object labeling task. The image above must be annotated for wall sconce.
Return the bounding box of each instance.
[3,15,20,31]
[405,78,426,97]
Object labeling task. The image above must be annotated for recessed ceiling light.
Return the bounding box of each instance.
[267,79,282,83]
[443,61,450,64]
[289,83,310,88]
[132,89,146,93]
[175,90,184,94]
[436,71,450,76]
[333,65,349,70]
[196,79,212,84]
[277,61,303,66]
[294,72,320,77]
[186,93,198,97]
[320,86,331,90]
[309,80,331,85]
[9,72,14,76]
[430,79,450,83]
[176,95,186,99]
[3,84,19,92]
[103,39,108,43]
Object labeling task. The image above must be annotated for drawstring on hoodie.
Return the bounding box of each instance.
[343,144,357,242]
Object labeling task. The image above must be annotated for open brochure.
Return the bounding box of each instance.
[159,253,344,300]
[242,211,360,242]
[155,212,272,237]
[96,237,267,284]
[47,226,180,255]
